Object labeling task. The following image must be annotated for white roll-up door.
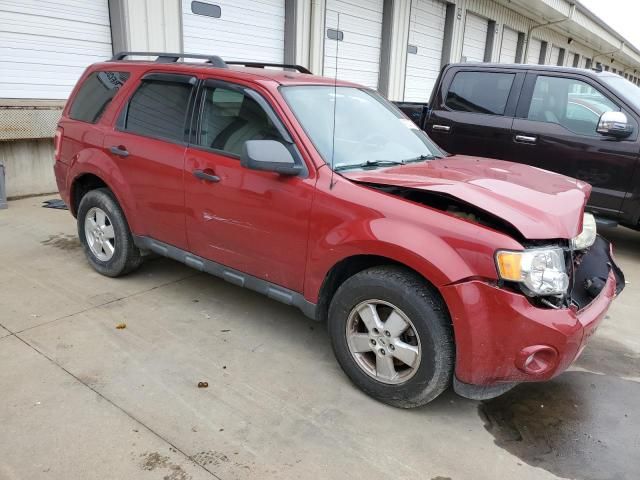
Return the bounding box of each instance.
[527,38,542,64]
[182,0,285,63]
[462,12,488,63]
[323,0,384,89]
[549,46,561,66]
[499,27,519,64]
[403,0,447,102]
[0,0,112,99]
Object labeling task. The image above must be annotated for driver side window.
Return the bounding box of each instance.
[527,76,618,136]
[196,86,285,156]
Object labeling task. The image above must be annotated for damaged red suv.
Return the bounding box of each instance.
[54,52,624,407]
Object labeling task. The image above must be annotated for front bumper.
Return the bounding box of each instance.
[442,235,624,386]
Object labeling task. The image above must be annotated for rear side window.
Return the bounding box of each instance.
[445,71,515,115]
[123,80,193,141]
[69,71,130,123]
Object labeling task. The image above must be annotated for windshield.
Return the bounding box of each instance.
[281,86,443,170]
[601,75,640,112]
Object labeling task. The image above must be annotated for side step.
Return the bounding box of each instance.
[133,236,318,320]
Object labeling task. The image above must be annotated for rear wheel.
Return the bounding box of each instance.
[77,188,142,277]
[328,266,454,408]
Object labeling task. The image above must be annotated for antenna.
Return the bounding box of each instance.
[329,13,340,189]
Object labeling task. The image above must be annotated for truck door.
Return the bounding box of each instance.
[425,68,524,159]
[510,72,639,217]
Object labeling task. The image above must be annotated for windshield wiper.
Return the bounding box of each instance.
[401,154,439,163]
[334,160,406,171]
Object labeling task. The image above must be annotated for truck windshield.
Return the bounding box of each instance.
[281,85,443,170]
[601,76,640,112]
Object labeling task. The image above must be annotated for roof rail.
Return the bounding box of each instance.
[225,61,312,74]
[111,52,227,69]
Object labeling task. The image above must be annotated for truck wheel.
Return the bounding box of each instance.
[328,266,454,408]
[77,188,142,277]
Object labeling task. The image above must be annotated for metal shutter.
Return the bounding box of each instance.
[403,0,447,102]
[0,0,112,99]
[499,27,519,64]
[527,38,542,64]
[182,0,285,63]
[549,46,561,66]
[323,0,384,89]
[462,12,488,63]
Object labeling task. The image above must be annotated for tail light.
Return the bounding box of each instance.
[54,127,63,162]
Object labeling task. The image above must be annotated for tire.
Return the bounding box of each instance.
[328,266,454,408]
[77,188,142,277]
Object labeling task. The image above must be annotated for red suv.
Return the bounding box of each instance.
[54,52,624,407]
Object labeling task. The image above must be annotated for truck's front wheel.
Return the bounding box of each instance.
[328,266,454,408]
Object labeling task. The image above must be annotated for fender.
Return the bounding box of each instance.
[67,146,144,235]
[303,172,523,303]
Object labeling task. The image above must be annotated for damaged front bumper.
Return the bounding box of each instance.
[441,235,624,399]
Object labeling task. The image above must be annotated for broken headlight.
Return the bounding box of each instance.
[570,213,597,250]
[496,247,569,297]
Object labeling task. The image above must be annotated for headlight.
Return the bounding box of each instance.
[570,213,597,250]
[496,247,569,296]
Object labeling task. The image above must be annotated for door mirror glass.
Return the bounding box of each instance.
[597,111,633,138]
[241,140,301,175]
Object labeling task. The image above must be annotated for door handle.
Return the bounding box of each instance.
[514,134,537,144]
[110,145,129,157]
[432,124,451,133]
[193,169,220,183]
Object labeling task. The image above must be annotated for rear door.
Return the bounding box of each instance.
[183,79,314,292]
[426,67,524,159]
[510,72,639,216]
[104,73,196,249]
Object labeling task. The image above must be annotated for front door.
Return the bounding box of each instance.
[105,73,197,249]
[510,72,639,217]
[184,80,314,292]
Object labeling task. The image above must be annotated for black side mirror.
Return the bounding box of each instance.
[597,111,633,138]
[240,140,302,175]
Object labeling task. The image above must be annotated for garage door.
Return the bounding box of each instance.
[0,0,112,99]
[323,0,384,89]
[462,12,488,63]
[499,27,519,63]
[403,0,447,102]
[549,46,561,66]
[527,38,542,64]
[182,0,285,63]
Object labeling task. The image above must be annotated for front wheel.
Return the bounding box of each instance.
[328,266,454,408]
[77,188,142,277]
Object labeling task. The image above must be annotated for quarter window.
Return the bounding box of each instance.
[196,86,284,156]
[123,80,193,141]
[527,76,619,136]
[445,71,515,115]
[69,71,130,123]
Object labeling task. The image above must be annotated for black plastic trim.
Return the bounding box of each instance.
[141,72,197,85]
[453,376,517,400]
[133,236,318,320]
[225,61,311,74]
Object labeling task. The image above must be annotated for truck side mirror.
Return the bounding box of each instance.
[597,111,633,138]
[240,140,302,175]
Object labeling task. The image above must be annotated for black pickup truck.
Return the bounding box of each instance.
[395,63,640,230]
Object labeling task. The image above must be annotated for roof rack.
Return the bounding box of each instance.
[225,61,312,74]
[111,52,227,69]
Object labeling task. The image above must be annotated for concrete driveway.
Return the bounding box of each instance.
[1,196,639,480]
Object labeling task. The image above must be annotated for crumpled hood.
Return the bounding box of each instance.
[342,155,591,240]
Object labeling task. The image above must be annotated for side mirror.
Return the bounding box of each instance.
[241,140,302,175]
[597,111,633,138]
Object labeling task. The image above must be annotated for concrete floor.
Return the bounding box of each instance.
[1,196,639,480]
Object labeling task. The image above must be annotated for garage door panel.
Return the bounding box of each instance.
[404,0,445,102]
[462,12,488,63]
[499,27,518,63]
[182,0,285,63]
[324,0,383,89]
[527,38,542,64]
[0,0,112,99]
